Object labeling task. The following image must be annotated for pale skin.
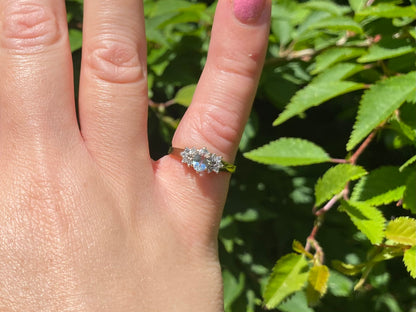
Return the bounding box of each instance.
[0,0,270,310]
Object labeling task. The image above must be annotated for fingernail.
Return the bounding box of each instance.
[233,0,266,23]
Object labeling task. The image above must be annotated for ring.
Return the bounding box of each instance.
[169,147,236,174]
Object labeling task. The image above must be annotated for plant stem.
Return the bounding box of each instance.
[331,158,348,163]
[349,129,378,164]
[149,99,176,108]
[315,192,344,216]
[305,129,380,263]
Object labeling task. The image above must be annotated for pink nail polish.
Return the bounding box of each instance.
[233,0,266,23]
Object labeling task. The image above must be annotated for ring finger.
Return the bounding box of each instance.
[155,0,271,239]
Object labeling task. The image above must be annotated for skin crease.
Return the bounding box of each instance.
[0,0,270,311]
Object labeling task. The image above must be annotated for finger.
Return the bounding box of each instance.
[79,0,149,172]
[0,1,79,152]
[173,0,270,161]
[155,0,270,240]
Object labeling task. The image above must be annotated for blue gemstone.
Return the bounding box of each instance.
[193,161,207,172]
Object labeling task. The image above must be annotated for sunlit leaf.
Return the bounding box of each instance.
[348,0,366,12]
[351,166,409,206]
[68,29,82,52]
[302,0,351,16]
[263,253,310,309]
[244,138,331,166]
[385,217,416,246]
[308,265,330,296]
[312,48,365,74]
[403,246,416,278]
[308,16,363,34]
[400,155,416,172]
[339,200,386,244]
[332,260,365,276]
[347,72,416,151]
[174,84,196,107]
[273,80,365,126]
[312,63,365,83]
[368,245,404,263]
[315,164,367,207]
[356,3,416,18]
[293,240,314,259]
[358,45,416,63]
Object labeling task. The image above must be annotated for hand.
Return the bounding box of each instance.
[0,0,270,310]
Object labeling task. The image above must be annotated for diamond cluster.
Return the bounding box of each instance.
[180,147,224,173]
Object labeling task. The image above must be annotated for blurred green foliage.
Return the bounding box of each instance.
[67,0,416,311]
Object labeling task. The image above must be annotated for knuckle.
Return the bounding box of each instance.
[214,50,259,80]
[194,105,240,152]
[1,2,61,51]
[85,38,145,84]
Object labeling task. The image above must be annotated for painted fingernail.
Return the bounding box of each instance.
[233,0,266,23]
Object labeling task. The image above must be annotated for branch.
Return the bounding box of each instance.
[315,192,344,216]
[330,158,348,164]
[349,129,378,165]
[149,99,176,108]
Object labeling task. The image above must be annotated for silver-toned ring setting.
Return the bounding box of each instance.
[169,147,236,174]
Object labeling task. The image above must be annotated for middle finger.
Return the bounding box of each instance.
[79,0,149,173]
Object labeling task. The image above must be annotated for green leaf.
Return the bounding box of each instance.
[68,28,83,52]
[375,294,405,312]
[312,63,365,84]
[239,114,258,152]
[306,283,321,307]
[302,0,351,16]
[400,155,416,172]
[332,260,365,276]
[271,19,293,47]
[312,48,365,74]
[315,164,367,207]
[263,253,310,309]
[273,81,365,126]
[308,16,363,34]
[293,240,314,259]
[223,270,245,310]
[356,3,416,18]
[295,11,332,40]
[385,217,416,246]
[403,246,416,278]
[308,265,330,296]
[347,72,416,151]
[339,200,386,244]
[348,0,366,12]
[367,245,404,263]
[174,84,196,107]
[388,118,416,144]
[327,270,354,297]
[277,291,314,312]
[146,0,194,17]
[403,172,416,213]
[358,45,416,63]
[351,166,409,206]
[244,138,331,166]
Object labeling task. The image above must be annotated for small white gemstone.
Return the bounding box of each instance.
[180,147,224,174]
